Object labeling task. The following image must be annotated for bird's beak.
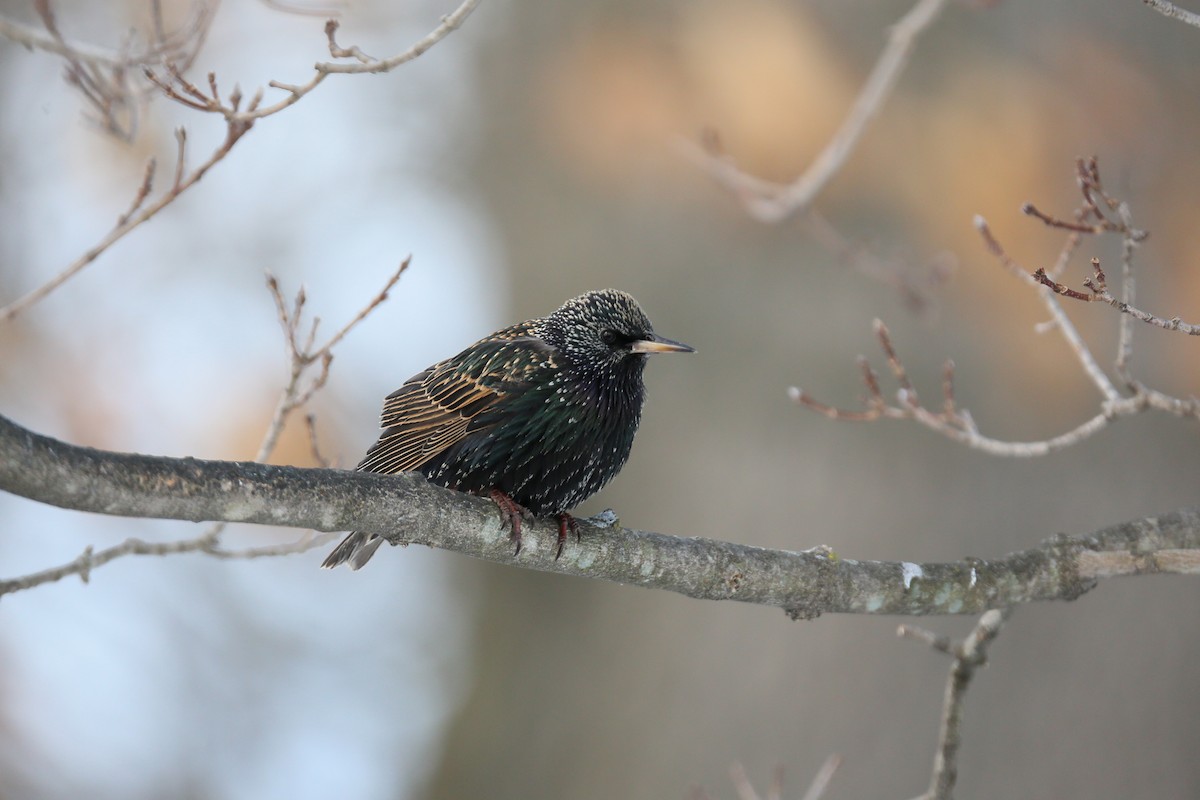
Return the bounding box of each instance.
[630,333,695,354]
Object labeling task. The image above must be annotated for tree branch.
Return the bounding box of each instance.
[902,609,1012,800]
[244,0,482,121]
[3,413,1199,611]
[0,121,250,323]
[681,0,950,223]
[796,159,1200,456]
[0,2,475,321]
[1143,0,1200,28]
[787,318,1191,457]
[1033,258,1200,336]
[692,755,842,800]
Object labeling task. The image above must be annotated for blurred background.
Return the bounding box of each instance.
[1,0,1199,797]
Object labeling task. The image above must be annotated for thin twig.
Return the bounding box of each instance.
[1038,258,1200,336]
[1115,202,1139,384]
[1142,0,1200,28]
[1,267,404,594]
[0,118,250,322]
[1045,230,1082,281]
[35,0,135,137]
[258,262,405,463]
[319,256,409,354]
[798,209,955,318]
[1021,203,1109,235]
[316,1,480,75]
[693,756,841,800]
[0,530,339,595]
[792,158,1195,455]
[911,609,1012,800]
[251,0,481,121]
[0,1,216,71]
[1032,268,1091,301]
[683,135,950,313]
[305,413,331,467]
[789,310,1198,456]
[1,4,468,322]
[682,0,950,223]
[115,157,156,226]
[14,0,219,139]
[260,0,345,17]
[897,623,954,655]
[974,214,1119,402]
[800,755,843,800]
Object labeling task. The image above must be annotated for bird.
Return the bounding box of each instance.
[321,288,694,569]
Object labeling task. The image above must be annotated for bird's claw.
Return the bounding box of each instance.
[555,513,580,560]
[489,489,530,556]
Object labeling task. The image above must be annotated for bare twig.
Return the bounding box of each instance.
[975,214,1119,402]
[316,1,480,75]
[319,257,408,353]
[35,0,135,137]
[684,133,951,313]
[6,0,477,123]
[798,209,955,318]
[258,259,407,463]
[1021,203,1110,235]
[909,608,1012,800]
[1034,258,1200,335]
[116,157,156,226]
[250,0,481,121]
[897,623,954,655]
[1018,159,1154,387]
[1,266,404,594]
[0,529,339,596]
[0,119,250,323]
[1045,230,1082,281]
[260,0,346,17]
[790,320,1137,457]
[1032,267,1092,301]
[691,756,842,800]
[791,311,1200,456]
[674,0,960,315]
[0,1,216,71]
[305,413,331,467]
[18,0,219,139]
[991,159,1197,407]
[1114,202,1139,384]
[1142,0,1200,28]
[797,157,1200,454]
[1,0,466,322]
[682,0,950,223]
[798,756,842,800]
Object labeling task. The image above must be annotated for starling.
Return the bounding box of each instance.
[322,289,693,569]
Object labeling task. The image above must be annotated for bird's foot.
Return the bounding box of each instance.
[488,489,533,555]
[555,513,580,561]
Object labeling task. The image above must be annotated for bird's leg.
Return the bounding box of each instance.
[488,489,532,555]
[555,513,580,561]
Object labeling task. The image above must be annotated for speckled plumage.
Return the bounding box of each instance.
[322,289,693,569]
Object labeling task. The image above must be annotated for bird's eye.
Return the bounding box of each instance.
[600,329,619,346]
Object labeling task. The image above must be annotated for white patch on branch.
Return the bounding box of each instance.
[902,562,923,590]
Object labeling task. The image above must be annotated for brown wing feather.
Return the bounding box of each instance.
[356,329,556,474]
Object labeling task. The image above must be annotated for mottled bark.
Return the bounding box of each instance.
[2,412,1197,612]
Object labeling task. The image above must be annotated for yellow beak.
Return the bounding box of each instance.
[629,334,695,354]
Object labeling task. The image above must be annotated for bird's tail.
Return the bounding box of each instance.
[321,531,385,570]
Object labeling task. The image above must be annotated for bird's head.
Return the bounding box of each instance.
[542,289,694,375]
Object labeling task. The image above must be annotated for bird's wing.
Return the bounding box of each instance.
[357,325,557,474]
